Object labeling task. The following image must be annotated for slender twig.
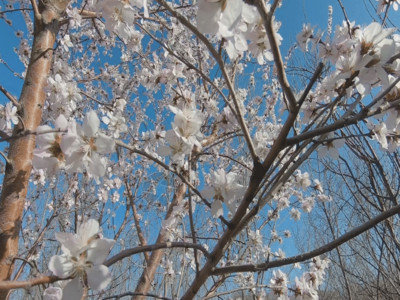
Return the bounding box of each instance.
[0,151,12,165]
[102,292,171,300]
[125,179,150,263]
[337,0,352,36]
[80,91,113,108]
[156,0,258,163]
[0,85,20,109]
[203,284,270,300]
[255,0,297,111]
[104,242,210,267]
[285,78,400,146]
[115,140,231,226]
[187,162,199,273]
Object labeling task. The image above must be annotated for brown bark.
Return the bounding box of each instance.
[134,184,186,299]
[0,1,69,298]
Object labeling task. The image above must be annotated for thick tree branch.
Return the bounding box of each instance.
[212,203,400,275]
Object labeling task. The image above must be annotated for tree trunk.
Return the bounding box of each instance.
[0,1,69,298]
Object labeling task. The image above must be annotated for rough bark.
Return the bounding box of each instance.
[134,184,186,299]
[0,1,69,298]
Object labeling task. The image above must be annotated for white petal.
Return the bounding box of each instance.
[86,238,115,264]
[55,232,82,255]
[60,133,79,156]
[61,277,83,300]
[242,4,259,23]
[48,255,74,278]
[55,115,68,130]
[95,133,115,154]
[87,154,107,177]
[220,0,243,32]
[36,125,56,145]
[197,0,221,34]
[43,287,63,300]
[83,110,100,137]
[77,219,99,244]
[211,199,223,218]
[86,265,112,291]
[64,151,86,173]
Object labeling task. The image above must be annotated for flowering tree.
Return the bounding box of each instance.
[0,0,399,299]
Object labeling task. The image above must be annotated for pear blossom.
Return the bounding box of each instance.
[290,208,301,221]
[97,0,137,42]
[169,105,204,143]
[377,0,400,13]
[196,0,267,60]
[270,270,289,299]
[318,133,345,159]
[43,286,63,300]
[158,105,204,166]
[294,171,311,190]
[61,111,115,177]
[32,114,68,174]
[197,0,242,35]
[297,24,314,52]
[0,102,19,131]
[203,169,245,216]
[49,219,115,299]
[158,129,192,166]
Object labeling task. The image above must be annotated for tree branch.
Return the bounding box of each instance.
[212,203,400,275]
[0,275,59,290]
[104,241,210,267]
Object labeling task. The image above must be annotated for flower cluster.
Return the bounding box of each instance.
[197,0,281,63]
[48,219,115,300]
[158,105,204,167]
[377,0,400,13]
[33,111,115,178]
[202,169,245,217]
[0,102,19,132]
[297,20,400,152]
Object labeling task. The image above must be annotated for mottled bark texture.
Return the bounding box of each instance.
[0,1,69,298]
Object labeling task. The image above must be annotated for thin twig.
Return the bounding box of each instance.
[0,85,20,109]
[102,292,171,300]
[104,242,210,267]
[255,0,297,111]
[156,0,259,163]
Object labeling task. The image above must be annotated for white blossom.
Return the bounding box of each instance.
[49,219,115,299]
[61,111,115,177]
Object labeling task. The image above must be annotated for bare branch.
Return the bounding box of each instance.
[104,241,210,267]
[255,0,297,111]
[0,275,59,291]
[0,85,20,109]
[212,203,400,275]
